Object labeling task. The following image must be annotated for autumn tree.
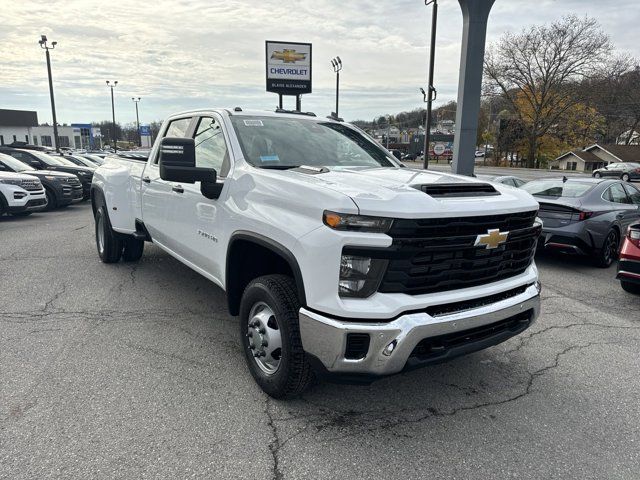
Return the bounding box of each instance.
[484,15,611,167]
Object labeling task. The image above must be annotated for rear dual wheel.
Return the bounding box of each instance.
[95,206,145,263]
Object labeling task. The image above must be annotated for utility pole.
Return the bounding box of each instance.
[331,56,342,118]
[132,97,141,147]
[421,0,438,169]
[38,35,60,152]
[106,81,118,153]
[386,116,390,149]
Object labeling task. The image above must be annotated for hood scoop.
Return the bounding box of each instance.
[416,183,500,198]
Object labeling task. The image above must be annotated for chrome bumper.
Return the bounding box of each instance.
[299,283,541,377]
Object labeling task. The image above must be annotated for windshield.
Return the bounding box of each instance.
[0,153,35,171]
[29,150,68,166]
[230,116,398,169]
[521,180,595,198]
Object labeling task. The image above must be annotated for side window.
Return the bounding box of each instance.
[608,183,631,204]
[514,179,526,187]
[153,117,192,165]
[623,183,640,205]
[165,118,191,138]
[194,117,230,177]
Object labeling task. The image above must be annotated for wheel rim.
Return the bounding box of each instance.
[594,173,601,178]
[247,302,282,375]
[622,174,629,181]
[97,214,105,255]
[603,231,617,264]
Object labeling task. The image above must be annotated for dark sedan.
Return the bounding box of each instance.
[0,147,94,200]
[522,178,640,267]
[592,162,640,182]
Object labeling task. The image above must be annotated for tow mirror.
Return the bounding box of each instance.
[158,137,221,199]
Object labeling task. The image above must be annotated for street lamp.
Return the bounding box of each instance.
[38,35,60,152]
[106,80,118,153]
[330,56,342,119]
[422,0,438,169]
[131,97,141,147]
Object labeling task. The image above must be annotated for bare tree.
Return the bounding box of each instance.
[484,15,611,167]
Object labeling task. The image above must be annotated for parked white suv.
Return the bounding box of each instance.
[0,171,47,216]
[91,108,542,398]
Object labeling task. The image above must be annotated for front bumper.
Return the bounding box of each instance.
[299,282,541,381]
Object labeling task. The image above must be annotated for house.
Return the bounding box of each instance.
[553,144,640,172]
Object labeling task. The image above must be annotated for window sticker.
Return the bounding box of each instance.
[260,155,280,162]
[244,120,264,126]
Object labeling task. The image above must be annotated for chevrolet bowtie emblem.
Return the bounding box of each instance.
[475,229,509,249]
[271,49,306,63]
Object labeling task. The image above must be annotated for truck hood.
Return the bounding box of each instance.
[280,166,540,218]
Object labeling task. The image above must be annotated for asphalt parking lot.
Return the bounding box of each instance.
[1,203,639,479]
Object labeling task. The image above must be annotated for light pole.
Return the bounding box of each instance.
[422,0,438,169]
[106,80,118,153]
[38,35,60,152]
[132,97,141,147]
[330,56,342,119]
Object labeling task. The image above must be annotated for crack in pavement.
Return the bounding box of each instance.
[265,398,283,480]
[43,284,67,312]
[281,341,619,444]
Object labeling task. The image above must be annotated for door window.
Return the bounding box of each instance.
[165,118,192,138]
[607,183,631,204]
[623,183,640,205]
[194,117,230,176]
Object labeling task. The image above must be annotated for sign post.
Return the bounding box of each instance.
[266,41,312,111]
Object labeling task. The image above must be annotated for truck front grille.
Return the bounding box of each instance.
[377,211,539,295]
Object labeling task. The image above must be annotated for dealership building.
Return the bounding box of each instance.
[0,109,100,149]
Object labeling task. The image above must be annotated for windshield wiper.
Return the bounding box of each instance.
[259,165,300,170]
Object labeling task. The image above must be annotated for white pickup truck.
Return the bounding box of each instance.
[92,108,542,398]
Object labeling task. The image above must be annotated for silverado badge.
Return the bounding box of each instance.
[475,229,509,249]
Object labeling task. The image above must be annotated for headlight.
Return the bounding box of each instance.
[45,175,59,181]
[339,254,388,298]
[324,211,393,233]
[0,178,23,186]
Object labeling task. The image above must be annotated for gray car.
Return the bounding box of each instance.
[522,178,640,267]
[476,174,527,188]
[592,162,640,182]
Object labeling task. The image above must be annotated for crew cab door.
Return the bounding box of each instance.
[170,114,231,282]
[141,115,197,251]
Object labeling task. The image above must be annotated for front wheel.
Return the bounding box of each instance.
[621,280,640,294]
[95,206,122,263]
[593,172,601,178]
[239,275,313,398]
[621,173,630,182]
[594,229,619,268]
[45,189,57,211]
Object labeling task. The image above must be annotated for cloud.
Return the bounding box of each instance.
[0,0,637,124]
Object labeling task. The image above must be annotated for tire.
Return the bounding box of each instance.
[95,206,122,263]
[621,280,640,294]
[593,172,601,178]
[594,229,619,268]
[621,173,630,182]
[11,212,32,217]
[44,188,57,211]
[239,275,313,398]
[122,237,144,262]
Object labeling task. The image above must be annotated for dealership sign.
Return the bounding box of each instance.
[265,41,312,95]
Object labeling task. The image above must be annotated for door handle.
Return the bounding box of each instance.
[172,185,184,194]
[142,176,151,183]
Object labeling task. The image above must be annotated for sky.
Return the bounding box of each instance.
[0,0,638,126]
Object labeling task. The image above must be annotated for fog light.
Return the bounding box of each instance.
[14,192,27,199]
[382,339,398,356]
